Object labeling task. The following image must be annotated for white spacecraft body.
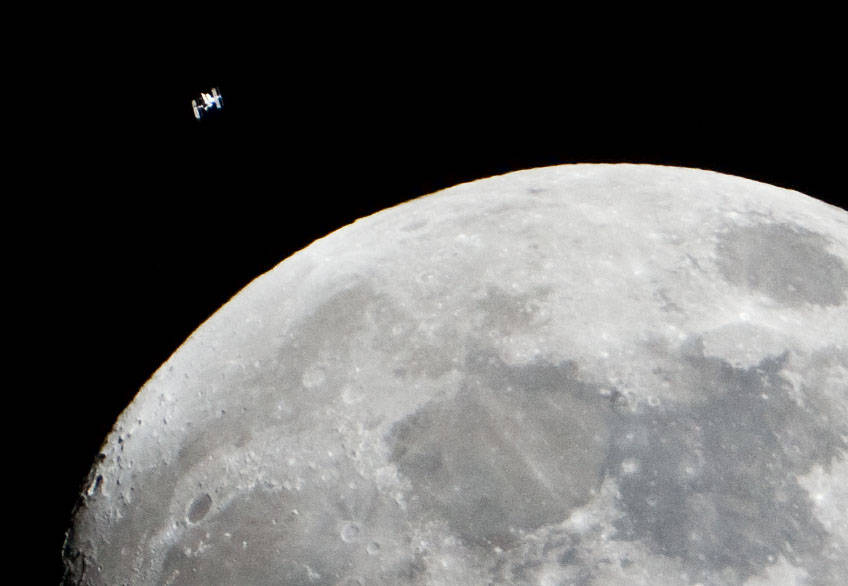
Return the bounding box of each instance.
[192,88,223,119]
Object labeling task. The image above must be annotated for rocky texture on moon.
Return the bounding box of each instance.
[63,164,848,585]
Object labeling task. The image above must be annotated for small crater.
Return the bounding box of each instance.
[366,541,381,555]
[560,547,578,565]
[301,365,326,389]
[477,285,554,335]
[401,219,428,232]
[621,458,640,475]
[187,493,212,523]
[341,385,363,405]
[416,272,435,285]
[340,522,360,543]
[86,474,103,497]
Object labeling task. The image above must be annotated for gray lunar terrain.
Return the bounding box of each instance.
[64,164,848,585]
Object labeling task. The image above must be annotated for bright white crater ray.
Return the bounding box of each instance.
[64,164,848,585]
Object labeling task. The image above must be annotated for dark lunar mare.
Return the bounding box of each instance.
[715,222,848,308]
[603,344,847,583]
[390,337,848,583]
[389,347,613,549]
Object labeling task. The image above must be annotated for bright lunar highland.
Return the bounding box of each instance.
[64,164,848,585]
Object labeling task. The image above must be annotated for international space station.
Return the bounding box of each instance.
[192,88,223,119]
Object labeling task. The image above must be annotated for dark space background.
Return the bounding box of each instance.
[43,29,844,583]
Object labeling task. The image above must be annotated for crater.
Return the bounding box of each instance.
[187,493,212,523]
[400,219,428,232]
[477,285,553,335]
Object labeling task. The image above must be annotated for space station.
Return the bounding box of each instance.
[192,88,223,119]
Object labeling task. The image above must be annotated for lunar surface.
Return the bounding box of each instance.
[64,164,848,585]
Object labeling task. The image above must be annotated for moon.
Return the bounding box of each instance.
[63,164,848,585]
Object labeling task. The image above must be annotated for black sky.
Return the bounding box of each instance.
[45,33,845,583]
